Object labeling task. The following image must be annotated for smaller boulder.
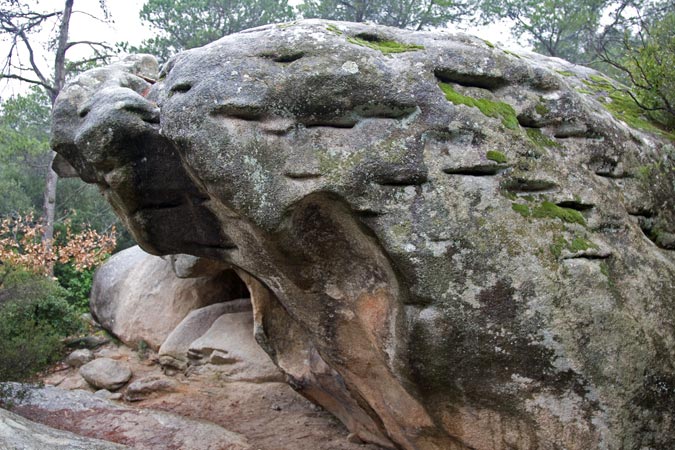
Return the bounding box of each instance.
[65,349,94,368]
[79,358,132,391]
[94,389,122,401]
[124,375,179,401]
[94,348,123,359]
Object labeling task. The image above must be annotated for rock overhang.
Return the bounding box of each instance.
[51,19,675,450]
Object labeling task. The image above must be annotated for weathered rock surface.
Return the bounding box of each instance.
[0,406,128,449]
[158,299,252,371]
[91,245,249,349]
[52,20,675,450]
[7,384,251,450]
[79,358,132,390]
[188,311,284,382]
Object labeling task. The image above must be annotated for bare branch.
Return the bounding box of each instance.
[65,40,113,51]
[71,9,108,24]
[0,73,52,91]
[16,29,49,87]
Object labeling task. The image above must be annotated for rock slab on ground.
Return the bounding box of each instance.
[188,311,283,382]
[52,20,675,450]
[158,299,252,371]
[124,376,179,402]
[0,406,128,449]
[8,384,252,450]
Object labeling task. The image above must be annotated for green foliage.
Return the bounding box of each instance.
[0,88,51,216]
[136,339,149,360]
[582,74,675,139]
[480,0,610,62]
[346,36,424,54]
[135,0,294,60]
[0,89,133,247]
[299,0,477,30]
[0,270,83,385]
[621,12,675,131]
[478,0,608,62]
[53,262,94,312]
[439,82,519,129]
[486,150,507,163]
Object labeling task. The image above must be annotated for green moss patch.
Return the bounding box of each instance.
[347,36,424,54]
[526,127,561,148]
[535,102,549,115]
[503,49,521,59]
[555,70,575,77]
[326,24,343,35]
[550,236,567,258]
[512,203,530,217]
[532,201,586,225]
[568,236,598,252]
[439,82,519,129]
[550,235,598,258]
[277,21,297,30]
[486,150,507,164]
[512,201,586,226]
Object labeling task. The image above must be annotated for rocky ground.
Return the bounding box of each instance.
[7,341,384,450]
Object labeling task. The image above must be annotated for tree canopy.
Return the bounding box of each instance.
[136,0,295,60]
[478,0,609,62]
[298,0,477,30]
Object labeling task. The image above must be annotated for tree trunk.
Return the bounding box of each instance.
[41,0,74,265]
[42,151,58,243]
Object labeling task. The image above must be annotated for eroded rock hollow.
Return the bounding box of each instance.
[52,20,675,450]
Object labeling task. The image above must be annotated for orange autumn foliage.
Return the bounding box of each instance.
[0,213,116,276]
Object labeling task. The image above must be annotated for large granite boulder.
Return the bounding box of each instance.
[51,20,675,450]
[91,245,248,349]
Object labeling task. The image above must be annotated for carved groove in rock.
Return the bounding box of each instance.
[51,20,675,450]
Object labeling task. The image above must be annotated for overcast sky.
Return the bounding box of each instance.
[1,0,521,99]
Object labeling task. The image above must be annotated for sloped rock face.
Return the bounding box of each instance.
[51,20,675,450]
[0,406,129,449]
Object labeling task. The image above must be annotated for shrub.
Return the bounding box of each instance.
[54,262,94,313]
[0,270,83,389]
